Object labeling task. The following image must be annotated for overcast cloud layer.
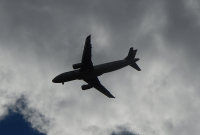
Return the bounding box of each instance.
[0,0,200,135]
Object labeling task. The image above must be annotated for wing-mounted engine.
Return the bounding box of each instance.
[72,63,82,69]
[81,84,93,90]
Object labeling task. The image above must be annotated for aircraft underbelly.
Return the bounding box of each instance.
[76,70,103,79]
[70,60,131,80]
[95,60,129,74]
[63,60,130,81]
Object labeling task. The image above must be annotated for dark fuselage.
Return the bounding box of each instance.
[52,59,134,83]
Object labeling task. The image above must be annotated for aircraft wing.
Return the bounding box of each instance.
[80,35,94,72]
[83,77,115,98]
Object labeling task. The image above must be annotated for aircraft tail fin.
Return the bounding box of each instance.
[124,47,141,71]
[124,47,137,60]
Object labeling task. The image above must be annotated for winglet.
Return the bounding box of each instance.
[85,35,91,44]
[110,95,115,98]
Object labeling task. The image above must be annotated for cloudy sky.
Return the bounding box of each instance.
[0,0,200,135]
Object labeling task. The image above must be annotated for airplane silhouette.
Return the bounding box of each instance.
[52,35,141,98]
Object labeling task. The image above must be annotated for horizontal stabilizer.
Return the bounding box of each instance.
[129,63,141,71]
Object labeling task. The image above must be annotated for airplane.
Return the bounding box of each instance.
[52,35,141,98]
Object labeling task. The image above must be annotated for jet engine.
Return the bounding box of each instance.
[81,84,93,90]
[72,63,82,69]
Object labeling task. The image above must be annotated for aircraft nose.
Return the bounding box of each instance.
[52,71,76,83]
[52,76,59,83]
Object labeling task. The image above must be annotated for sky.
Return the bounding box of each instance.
[0,0,200,135]
[0,110,45,135]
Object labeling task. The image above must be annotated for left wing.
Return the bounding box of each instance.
[84,77,115,98]
[80,35,94,72]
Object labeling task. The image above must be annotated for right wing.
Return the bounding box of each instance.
[83,77,115,98]
[80,35,94,72]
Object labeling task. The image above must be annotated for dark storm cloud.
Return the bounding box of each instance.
[163,0,200,66]
[111,131,137,135]
[0,1,54,45]
[158,0,200,89]
[164,0,200,48]
[111,126,138,135]
[0,0,149,64]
